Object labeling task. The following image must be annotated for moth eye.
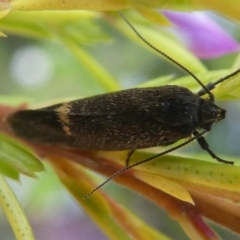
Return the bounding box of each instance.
[183,106,190,115]
[161,101,170,109]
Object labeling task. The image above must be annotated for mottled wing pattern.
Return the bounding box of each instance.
[7,86,200,150]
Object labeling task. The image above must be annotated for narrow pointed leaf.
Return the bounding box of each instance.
[134,170,194,204]
[0,174,35,240]
[0,133,44,177]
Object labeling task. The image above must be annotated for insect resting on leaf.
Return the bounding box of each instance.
[6,13,240,199]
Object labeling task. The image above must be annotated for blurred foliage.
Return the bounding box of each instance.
[0,2,240,240]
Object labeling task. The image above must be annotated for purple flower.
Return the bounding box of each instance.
[162,10,239,59]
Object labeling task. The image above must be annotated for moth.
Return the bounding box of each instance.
[6,14,239,197]
[6,84,233,164]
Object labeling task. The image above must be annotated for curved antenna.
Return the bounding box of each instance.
[213,68,240,87]
[119,12,214,102]
[197,68,240,96]
[83,130,207,200]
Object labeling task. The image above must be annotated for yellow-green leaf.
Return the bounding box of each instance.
[50,157,170,240]
[10,0,129,11]
[0,174,35,240]
[132,153,240,195]
[0,133,44,178]
[115,17,207,74]
[134,170,194,204]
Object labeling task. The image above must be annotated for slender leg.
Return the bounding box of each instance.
[126,150,135,166]
[193,131,234,164]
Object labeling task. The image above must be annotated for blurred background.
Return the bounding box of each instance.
[0,10,240,240]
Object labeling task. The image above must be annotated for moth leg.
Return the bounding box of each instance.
[193,131,234,165]
[126,150,135,166]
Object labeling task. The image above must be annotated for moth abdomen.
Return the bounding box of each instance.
[7,109,74,145]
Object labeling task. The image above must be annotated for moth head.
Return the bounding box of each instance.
[200,99,226,131]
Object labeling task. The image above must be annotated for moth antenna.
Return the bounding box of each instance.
[119,12,214,102]
[210,68,240,90]
[197,68,240,96]
[82,130,207,200]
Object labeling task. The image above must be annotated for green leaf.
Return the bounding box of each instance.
[170,69,240,100]
[0,133,44,178]
[0,161,19,180]
[51,157,171,240]
[0,95,33,106]
[134,170,194,203]
[131,152,240,197]
[0,174,35,240]
[115,15,207,74]
[0,10,100,39]
[137,74,174,88]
